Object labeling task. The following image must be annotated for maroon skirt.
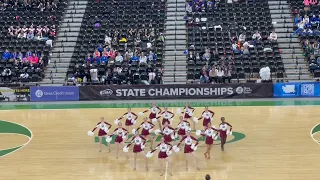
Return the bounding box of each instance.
[178,128,186,136]
[115,136,123,143]
[149,113,156,119]
[141,129,150,136]
[184,144,194,153]
[125,119,134,126]
[133,144,143,153]
[205,136,214,145]
[162,118,170,125]
[203,118,211,127]
[98,129,107,136]
[158,151,168,159]
[184,113,192,119]
[220,131,227,139]
[163,134,173,143]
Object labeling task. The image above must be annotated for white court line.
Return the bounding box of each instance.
[310,123,320,145]
[164,161,168,180]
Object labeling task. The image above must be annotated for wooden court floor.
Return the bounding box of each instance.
[0,106,319,180]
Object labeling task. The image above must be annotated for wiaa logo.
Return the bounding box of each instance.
[35,90,44,98]
[235,86,252,94]
[100,89,113,96]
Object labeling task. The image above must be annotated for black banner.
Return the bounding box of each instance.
[79,83,273,100]
[0,87,30,101]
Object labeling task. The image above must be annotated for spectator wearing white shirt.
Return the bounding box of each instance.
[216,67,224,83]
[139,52,147,64]
[115,53,123,63]
[303,14,309,25]
[20,72,29,82]
[147,42,152,49]
[186,2,192,13]
[268,31,277,41]
[252,31,262,40]
[104,35,111,46]
[238,33,246,43]
[291,21,305,36]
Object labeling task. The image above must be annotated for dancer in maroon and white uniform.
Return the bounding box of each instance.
[219,117,232,151]
[136,117,155,149]
[176,116,191,140]
[157,107,174,129]
[125,131,148,171]
[140,103,162,133]
[88,117,112,152]
[176,130,200,170]
[201,122,219,159]
[182,102,196,129]
[197,106,215,129]
[150,138,173,176]
[117,108,138,132]
[110,122,129,159]
[161,122,176,143]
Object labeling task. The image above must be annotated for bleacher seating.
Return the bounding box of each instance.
[0,0,68,83]
[67,0,166,85]
[288,0,320,79]
[186,0,283,83]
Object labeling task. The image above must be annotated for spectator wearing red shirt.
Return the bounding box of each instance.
[93,50,100,57]
[31,53,39,64]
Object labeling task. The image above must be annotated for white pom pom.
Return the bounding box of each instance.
[196,130,202,136]
[166,150,172,156]
[227,130,230,135]
[139,112,144,115]
[171,133,175,140]
[146,151,153,158]
[229,131,233,135]
[176,108,181,114]
[123,146,129,152]
[131,119,136,124]
[104,128,109,134]
[141,144,145,149]
[175,133,178,139]
[193,117,199,123]
[114,119,120,125]
[173,145,180,152]
[188,112,193,116]
[191,144,197,151]
[152,118,158,123]
[214,135,218,140]
[105,136,112,142]
[122,135,127,139]
[87,131,94,136]
[132,129,136,134]
[154,129,161,135]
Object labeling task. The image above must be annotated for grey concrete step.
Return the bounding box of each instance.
[164,61,186,66]
[41,78,66,84]
[167,12,186,16]
[66,9,85,13]
[287,74,312,80]
[47,62,70,68]
[46,68,68,72]
[271,14,291,18]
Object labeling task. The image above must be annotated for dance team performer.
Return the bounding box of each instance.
[160,121,176,144]
[110,122,129,159]
[195,106,215,129]
[156,107,174,129]
[148,137,173,176]
[181,102,196,129]
[174,130,200,171]
[176,116,191,140]
[200,122,219,159]
[115,108,138,132]
[135,117,155,149]
[124,131,148,171]
[88,117,112,152]
[219,117,232,151]
[140,103,162,129]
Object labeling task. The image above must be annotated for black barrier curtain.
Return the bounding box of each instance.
[79,84,273,100]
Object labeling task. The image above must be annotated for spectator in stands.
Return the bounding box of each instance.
[2,49,10,60]
[200,66,209,83]
[294,14,303,26]
[268,31,277,41]
[303,14,310,25]
[139,52,147,64]
[20,71,29,82]
[291,21,305,36]
[147,65,156,83]
[30,53,39,64]
[216,67,224,83]
[313,41,319,55]
[242,46,250,56]
[203,48,211,61]
[8,26,15,36]
[100,54,108,64]
[17,52,23,60]
[252,31,262,41]
[26,31,34,40]
[209,67,217,83]
[130,53,139,62]
[148,51,156,63]
[115,53,124,63]
[224,67,232,83]
[238,33,246,43]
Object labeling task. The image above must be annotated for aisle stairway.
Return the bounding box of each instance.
[162,0,187,84]
[268,0,312,82]
[41,0,88,85]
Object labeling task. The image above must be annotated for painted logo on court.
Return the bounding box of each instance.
[93,131,246,146]
[0,120,33,157]
[35,90,44,98]
[310,123,320,145]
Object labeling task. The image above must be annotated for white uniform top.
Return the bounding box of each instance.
[116,128,125,136]
[142,122,152,130]
[184,107,192,113]
[177,121,189,130]
[184,136,193,145]
[159,143,170,152]
[151,107,159,114]
[163,127,174,135]
[204,128,216,137]
[97,122,108,131]
[126,112,134,120]
[133,136,143,145]
[219,123,229,131]
[202,111,212,119]
[162,112,172,120]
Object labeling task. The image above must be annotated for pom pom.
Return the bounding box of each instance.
[103,128,109,134]
[191,144,197,151]
[132,129,136,134]
[154,129,161,135]
[131,119,136,124]
[138,112,144,115]
[227,130,230,135]
[176,108,181,114]
[171,133,175,140]
[196,130,202,136]
[229,131,233,135]
[152,118,158,123]
[114,119,120,125]
[105,136,112,142]
[146,151,153,158]
[141,144,145,149]
[87,131,94,136]
[214,135,218,140]
[193,117,199,123]
[166,150,172,156]
[123,146,129,152]
[173,145,180,152]
[122,135,127,139]
[188,112,193,116]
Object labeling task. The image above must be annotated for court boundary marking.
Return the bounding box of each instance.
[164,161,168,180]
[310,123,320,145]
[0,120,33,158]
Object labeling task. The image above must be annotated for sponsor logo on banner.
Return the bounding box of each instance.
[30,86,79,101]
[79,84,273,100]
[274,82,320,97]
[0,87,30,101]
